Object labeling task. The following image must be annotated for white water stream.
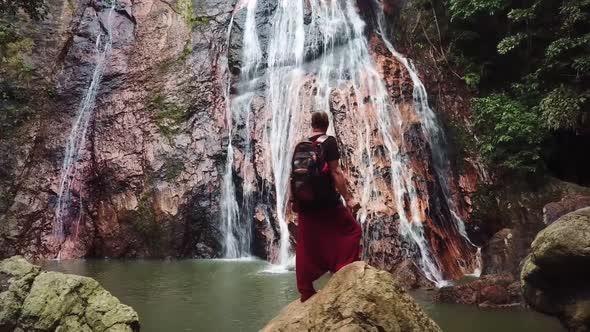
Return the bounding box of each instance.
[53,4,116,252]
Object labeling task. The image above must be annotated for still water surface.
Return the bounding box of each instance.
[43,259,564,332]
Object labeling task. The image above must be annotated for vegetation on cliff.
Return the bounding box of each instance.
[0,0,47,20]
[398,0,589,181]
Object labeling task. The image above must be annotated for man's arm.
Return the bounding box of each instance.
[328,160,359,213]
[328,160,351,201]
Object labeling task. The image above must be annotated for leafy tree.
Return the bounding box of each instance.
[401,0,590,174]
[473,94,546,173]
[0,0,47,20]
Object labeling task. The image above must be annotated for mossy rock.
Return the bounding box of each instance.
[521,207,590,331]
[0,256,140,331]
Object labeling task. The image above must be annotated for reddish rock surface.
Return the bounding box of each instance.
[482,228,522,276]
[434,274,521,308]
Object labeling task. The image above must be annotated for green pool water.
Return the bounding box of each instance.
[42,259,564,332]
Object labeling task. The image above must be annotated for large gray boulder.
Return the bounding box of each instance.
[0,256,140,332]
[260,262,441,332]
[521,207,590,331]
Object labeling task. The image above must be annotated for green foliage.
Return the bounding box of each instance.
[539,86,587,130]
[192,16,211,27]
[178,41,192,62]
[1,37,34,81]
[572,55,590,74]
[473,94,546,173]
[412,0,590,175]
[0,19,38,139]
[0,0,47,20]
[449,0,506,19]
[545,34,590,60]
[176,0,193,28]
[149,94,190,138]
[163,157,184,181]
[132,193,163,249]
[507,5,537,22]
[0,19,35,82]
[175,0,211,31]
[463,72,481,90]
[497,33,526,54]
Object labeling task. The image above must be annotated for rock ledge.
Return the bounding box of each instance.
[261,261,441,332]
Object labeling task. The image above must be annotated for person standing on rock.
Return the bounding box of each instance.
[290,111,362,302]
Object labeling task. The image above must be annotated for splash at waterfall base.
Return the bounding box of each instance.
[224,0,481,288]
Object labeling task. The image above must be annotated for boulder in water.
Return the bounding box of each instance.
[0,256,140,331]
[260,261,441,332]
[521,207,590,331]
[434,274,521,308]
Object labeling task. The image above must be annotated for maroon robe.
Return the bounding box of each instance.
[295,204,362,302]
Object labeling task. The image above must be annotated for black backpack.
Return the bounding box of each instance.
[290,135,332,204]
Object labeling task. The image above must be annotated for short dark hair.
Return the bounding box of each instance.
[311,111,329,131]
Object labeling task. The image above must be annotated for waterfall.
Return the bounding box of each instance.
[257,0,445,278]
[53,4,115,247]
[373,1,480,276]
[265,0,306,267]
[221,0,262,258]
[224,0,476,283]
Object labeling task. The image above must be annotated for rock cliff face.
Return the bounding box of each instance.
[260,261,442,332]
[1,0,237,259]
[521,207,590,331]
[1,0,484,285]
[0,256,139,331]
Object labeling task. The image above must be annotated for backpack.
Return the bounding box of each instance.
[290,135,332,205]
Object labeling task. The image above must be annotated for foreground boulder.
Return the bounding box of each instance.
[261,262,441,332]
[0,256,140,331]
[521,207,590,331]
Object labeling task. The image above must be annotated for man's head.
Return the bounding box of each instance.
[311,111,330,132]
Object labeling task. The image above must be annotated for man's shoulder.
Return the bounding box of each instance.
[325,135,337,144]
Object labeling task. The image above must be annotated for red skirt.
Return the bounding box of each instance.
[295,204,362,302]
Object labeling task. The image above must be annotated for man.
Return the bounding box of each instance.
[291,111,362,302]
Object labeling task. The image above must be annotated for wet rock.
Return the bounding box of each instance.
[260,261,441,332]
[228,0,276,74]
[521,207,590,331]
[482,228,522,276]
[470,178,590,279]
[0,256,139,331]
[543,195,590,225]
[434,274,521,308]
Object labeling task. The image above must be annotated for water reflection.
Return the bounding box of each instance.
[43,260,564,332]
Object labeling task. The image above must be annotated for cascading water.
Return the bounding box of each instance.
[53,3,116,251]
[225,0,477,283]
[220,0,262,258]
[373,1,480,277]
[264,0,306,267]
